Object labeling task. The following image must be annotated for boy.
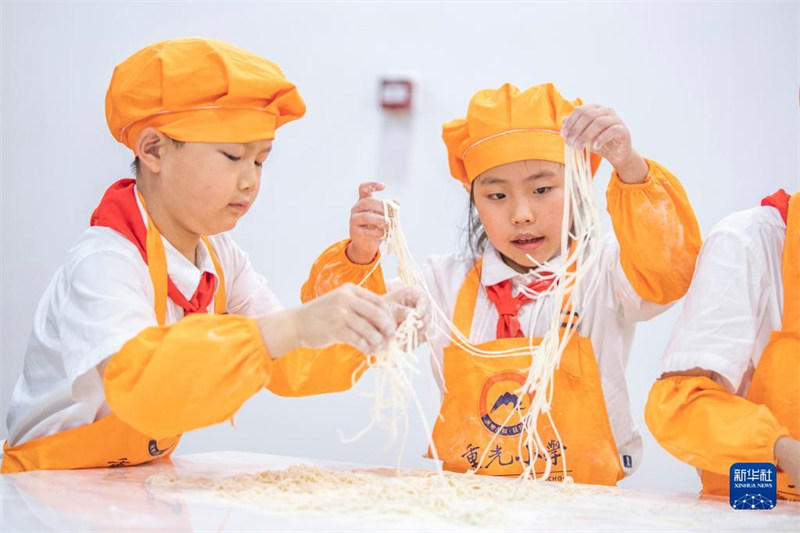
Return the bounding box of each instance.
[2,38,426,473]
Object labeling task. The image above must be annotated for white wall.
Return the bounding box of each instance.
[1,1,797,493]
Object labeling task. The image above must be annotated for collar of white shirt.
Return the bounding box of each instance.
[480,243,563,297]
[133,186,218,300]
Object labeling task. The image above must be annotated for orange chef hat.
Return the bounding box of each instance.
[443,83,601,189]
[106,38,306,152]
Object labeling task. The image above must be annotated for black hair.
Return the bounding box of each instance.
[465,182,489,259]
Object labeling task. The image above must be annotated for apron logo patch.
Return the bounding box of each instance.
[478,371,533,436]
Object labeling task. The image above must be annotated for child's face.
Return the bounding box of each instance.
[157,139,272,235]
[472,159,566,273]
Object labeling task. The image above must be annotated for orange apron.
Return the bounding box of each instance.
[700,193,800,501]
[2,194,227,473]
[430,260,624,485]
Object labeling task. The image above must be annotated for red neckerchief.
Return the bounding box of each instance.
[485,275,554,338]
[761,189,790,224]
[90,179,216,316]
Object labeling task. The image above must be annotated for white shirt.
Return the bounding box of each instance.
[6,194,281,447]
[660,206,786,395]
[393,235,672,477]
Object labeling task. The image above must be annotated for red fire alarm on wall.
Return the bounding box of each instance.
[380,78,414,111]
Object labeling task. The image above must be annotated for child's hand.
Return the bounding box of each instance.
[384,287,432,335]
[347,182,389,264]
[775,436,800,489]
[561,104,649,184]
[294,283,397,354]
[259,283,397,357]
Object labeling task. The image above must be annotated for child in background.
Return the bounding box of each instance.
[302,83,701,485]
[2,38,426,473]
[646,189,799,500]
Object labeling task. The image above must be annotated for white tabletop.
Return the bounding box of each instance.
[1,451,798,532]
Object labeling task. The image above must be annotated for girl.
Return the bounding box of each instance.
[302,83,701,485]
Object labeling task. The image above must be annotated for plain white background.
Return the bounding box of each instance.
[1,1,798,493]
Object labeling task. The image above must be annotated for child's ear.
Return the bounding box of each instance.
[136,127,168,174]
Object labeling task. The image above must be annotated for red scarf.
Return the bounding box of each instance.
[90,179,217,316]
[761,189,790,224]
[485,275,554,338]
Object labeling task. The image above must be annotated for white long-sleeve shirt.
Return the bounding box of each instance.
[659,206,785,394]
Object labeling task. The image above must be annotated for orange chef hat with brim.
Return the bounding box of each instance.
[106,38,306,153]
[443,83,602,189]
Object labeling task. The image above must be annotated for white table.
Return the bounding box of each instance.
[1,452,798,531]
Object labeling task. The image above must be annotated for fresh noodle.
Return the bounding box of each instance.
[149,464,603,526]
[146,463,769,530]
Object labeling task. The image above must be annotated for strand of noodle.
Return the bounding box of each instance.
[512,145,601,481]
[501,146,596,481]
[339,304,455,502]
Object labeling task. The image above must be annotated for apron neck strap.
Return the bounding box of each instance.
[781,193,800,333]
[137,192,227,326]
[451,260,483,341]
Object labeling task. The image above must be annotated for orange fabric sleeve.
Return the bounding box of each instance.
[266,345,368,397]
[301,239,387,302]
[645,375,790,475]
[606,159,702,304]
[104,314,270,440]
[294,239,384,393]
